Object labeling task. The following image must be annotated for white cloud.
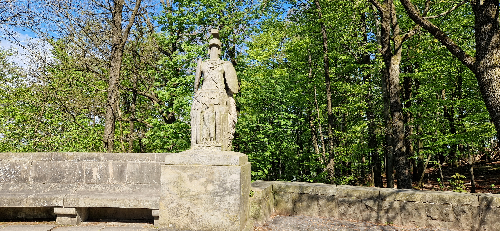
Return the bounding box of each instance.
[0,30,53,69]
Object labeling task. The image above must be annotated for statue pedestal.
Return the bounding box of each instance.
[158,149,251,231]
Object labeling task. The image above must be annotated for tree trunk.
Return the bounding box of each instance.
[403,65,414,182]
[469,151,476,193]
[314,0,336,183]
[372,0,411,189]
[473,1,500,141]
[103,0,142,152]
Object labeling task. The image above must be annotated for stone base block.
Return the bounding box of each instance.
[54,207,88,225]
[152,209,159,227]
[158,150,251,231]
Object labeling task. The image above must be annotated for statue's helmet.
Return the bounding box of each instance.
[209,38,221,48]
[209,28,221,48]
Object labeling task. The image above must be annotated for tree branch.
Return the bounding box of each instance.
[368,0,383,13]
[121,0,142,48]
[400,0,475,71]
[423,0,467,19]
[402,25,420,43]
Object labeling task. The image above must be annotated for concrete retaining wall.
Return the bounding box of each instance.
[249,181,500,231]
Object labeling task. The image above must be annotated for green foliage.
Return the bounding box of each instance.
[449,173,467,193]
[0,0,497,190]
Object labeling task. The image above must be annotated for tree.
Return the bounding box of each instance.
[369,0,420,189]
[9,0,148,152]
[400,0,500,143]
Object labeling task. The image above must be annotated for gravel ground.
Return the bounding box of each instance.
[254,215,458,231]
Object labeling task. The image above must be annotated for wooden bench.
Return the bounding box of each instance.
[0,152,169,225]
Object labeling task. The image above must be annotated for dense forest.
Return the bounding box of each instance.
[1,0,499,191]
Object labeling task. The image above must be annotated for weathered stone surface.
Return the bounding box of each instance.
[272,181,336,196]
[318,195,338,218]
[191,29,238,151]
[452,204,479,230]
[0,183,72,207]
[83,162,110,184]
[159,153,250,231]
[0,161,30,183]
[479,193,500,207]
[0,225,56,231]
[125,162,161,184]
[426,190,479,206]
[64,184,160,209]
[0,152,171,162]
[31,161,85,184]
[479,195,500,231]
[379,188,427,202]
[337,198,365,221]
[426,203,454,222]
[55,207,88,225]
[371,199,401,225]
[273,192,298,216]
[336,185,379,200]
[398,202,429,227]
[273,191,321,217]
[165,149,247,166]
[52,226,105,231]
[249,181,274,226]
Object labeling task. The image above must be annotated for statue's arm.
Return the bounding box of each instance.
[194,58,202,93]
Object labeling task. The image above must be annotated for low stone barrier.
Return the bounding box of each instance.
[249,181,500,231]
[0,152,169,225]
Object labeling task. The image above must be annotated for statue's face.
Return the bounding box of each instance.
[209,46,220,60]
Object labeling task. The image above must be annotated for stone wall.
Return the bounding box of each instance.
[249,181,500,231]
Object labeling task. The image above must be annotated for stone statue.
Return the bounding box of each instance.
[191,29,239,151]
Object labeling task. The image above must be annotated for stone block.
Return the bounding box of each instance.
[479,195,500,231]
[426,191,479,206]
[84,162,109,184]
[0,183,69,207]
[152,209,160,227]
[125,162,161,184]
[426,203,454,222]
[376,200,401,225]
[108,162,127,184]
[318,195,338,218]
[273,192,296,215]
[336,185,379,200]
[451,204,479,230]
[31,161,84,184]
[164,149,247,166]
[272,181,337,196]
[358,199,381,222]
[479,194,500,208]
[249,181,274,226]
[158,151,250,231]
[0,161,30,183]
[398,202,427,227]
[55,207,88,225]
[379,188,426,202]
[336,197,365,221]
[1,225,57,231]
[64,184,160,209]
[292,193,320,216]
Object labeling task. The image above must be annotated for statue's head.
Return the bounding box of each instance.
[209,29,221,60]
